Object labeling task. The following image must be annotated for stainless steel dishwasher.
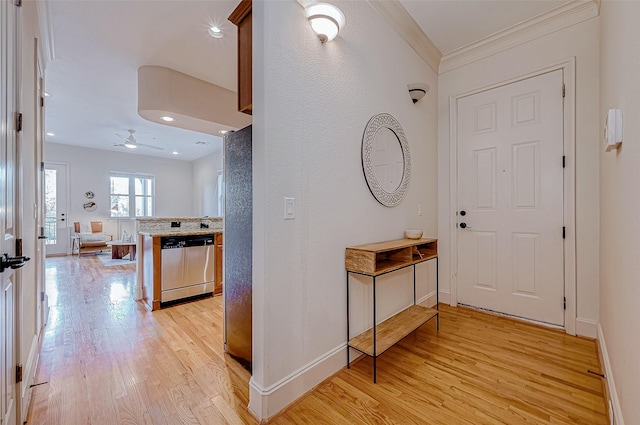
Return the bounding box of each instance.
[160,235,215,302]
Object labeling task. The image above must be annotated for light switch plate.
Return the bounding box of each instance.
[284,197,295,220]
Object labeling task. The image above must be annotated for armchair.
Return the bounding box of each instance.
[73,221,112,257]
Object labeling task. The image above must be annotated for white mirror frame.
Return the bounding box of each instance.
[361,113,411,207]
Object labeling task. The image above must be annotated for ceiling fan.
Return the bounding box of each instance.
[114,129,163,150]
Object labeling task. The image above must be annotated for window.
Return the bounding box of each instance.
[110,172,154,218]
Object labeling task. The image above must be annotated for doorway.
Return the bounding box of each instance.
[454,68,568,327]
[44,162,70,256]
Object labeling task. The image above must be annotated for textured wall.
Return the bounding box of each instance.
[599,2,640,423]
[252,0,438,418]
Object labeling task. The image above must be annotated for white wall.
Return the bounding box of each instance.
[45,143,195,240]
[437,18,600,326]
[599,2,640,423]
[252,0,438,419]
[192,149,223,216]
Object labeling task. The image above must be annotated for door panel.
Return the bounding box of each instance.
[457,70,564,326]
[1,0,19,422]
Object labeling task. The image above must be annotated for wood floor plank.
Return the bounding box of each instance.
[26,255,607,425]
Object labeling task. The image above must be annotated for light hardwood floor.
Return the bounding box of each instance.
[27,255,608,424]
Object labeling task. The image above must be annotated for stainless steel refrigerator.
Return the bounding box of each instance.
[223,125,252,371]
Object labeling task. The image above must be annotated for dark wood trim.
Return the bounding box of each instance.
[152,236,162,310]
[228,0,252,24]
[229,0,252,115]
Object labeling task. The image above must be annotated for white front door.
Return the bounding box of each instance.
[44,163,69,256]
[456,70,565,326]
[1,0,20,422]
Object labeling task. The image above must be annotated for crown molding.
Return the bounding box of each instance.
[439,0,599,74]
[35,0,55,68]
[366,0,441,74]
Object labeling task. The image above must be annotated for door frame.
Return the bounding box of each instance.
[44,161,70,256]
[448,58,576,335]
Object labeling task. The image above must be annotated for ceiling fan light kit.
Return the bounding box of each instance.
[115,129,163,151]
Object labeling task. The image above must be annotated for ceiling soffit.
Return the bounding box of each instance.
[138,66,252,135]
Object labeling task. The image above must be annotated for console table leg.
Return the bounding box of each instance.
[373,275,377,383]
[436,257,440,331]
[413,265,417,305]
[346,272,350,369]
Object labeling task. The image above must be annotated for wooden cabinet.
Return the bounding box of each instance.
[214,233,223,295]
[345,238,439,382]
[228,0,252,115]
[139,232,223,310]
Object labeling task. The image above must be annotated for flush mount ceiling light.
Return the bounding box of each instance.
[218,130,228,135]
[305,2,345,43]
[172,151,179,155]
[208,25,224,39]
[161,116,174,122]
[46,132,55,136]
[44,92,51,97]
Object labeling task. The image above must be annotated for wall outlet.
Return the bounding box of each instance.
[171,221,181,228]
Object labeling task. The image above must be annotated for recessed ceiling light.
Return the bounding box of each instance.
[44,92,51,97]
[219,130,228,135]
[208,25,224,38]
[46,132,55,136]
[161,116,174,122]
[172,151,179,155]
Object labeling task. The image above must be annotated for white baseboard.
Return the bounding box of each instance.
[439,290,451,305]
[575,317,597,338]
[417,290,436,307]
[597,323,624,425]
[248,343,346,421]
[20,335,39,420]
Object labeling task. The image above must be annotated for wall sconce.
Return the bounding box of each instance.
[408,83,430,104]
[305,2,345,43]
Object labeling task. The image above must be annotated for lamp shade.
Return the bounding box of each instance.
[305,2,345,43]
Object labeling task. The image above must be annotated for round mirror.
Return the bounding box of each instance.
[371,127,404,193]
[362,113,411,207]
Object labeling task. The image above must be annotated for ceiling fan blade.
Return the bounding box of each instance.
[138,143,163,151]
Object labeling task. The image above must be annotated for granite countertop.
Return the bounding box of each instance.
[138,229,222,237]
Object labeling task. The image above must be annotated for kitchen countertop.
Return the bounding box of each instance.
[138,229,222,237]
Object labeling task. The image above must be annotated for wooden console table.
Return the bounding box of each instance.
[345,238,439,382]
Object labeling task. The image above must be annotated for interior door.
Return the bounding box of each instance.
[44,162,69,256]
[1,0,20,422]
[456,70,565,326]
[37,77,49,329]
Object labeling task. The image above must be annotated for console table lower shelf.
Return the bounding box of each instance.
[348,304,438,356]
